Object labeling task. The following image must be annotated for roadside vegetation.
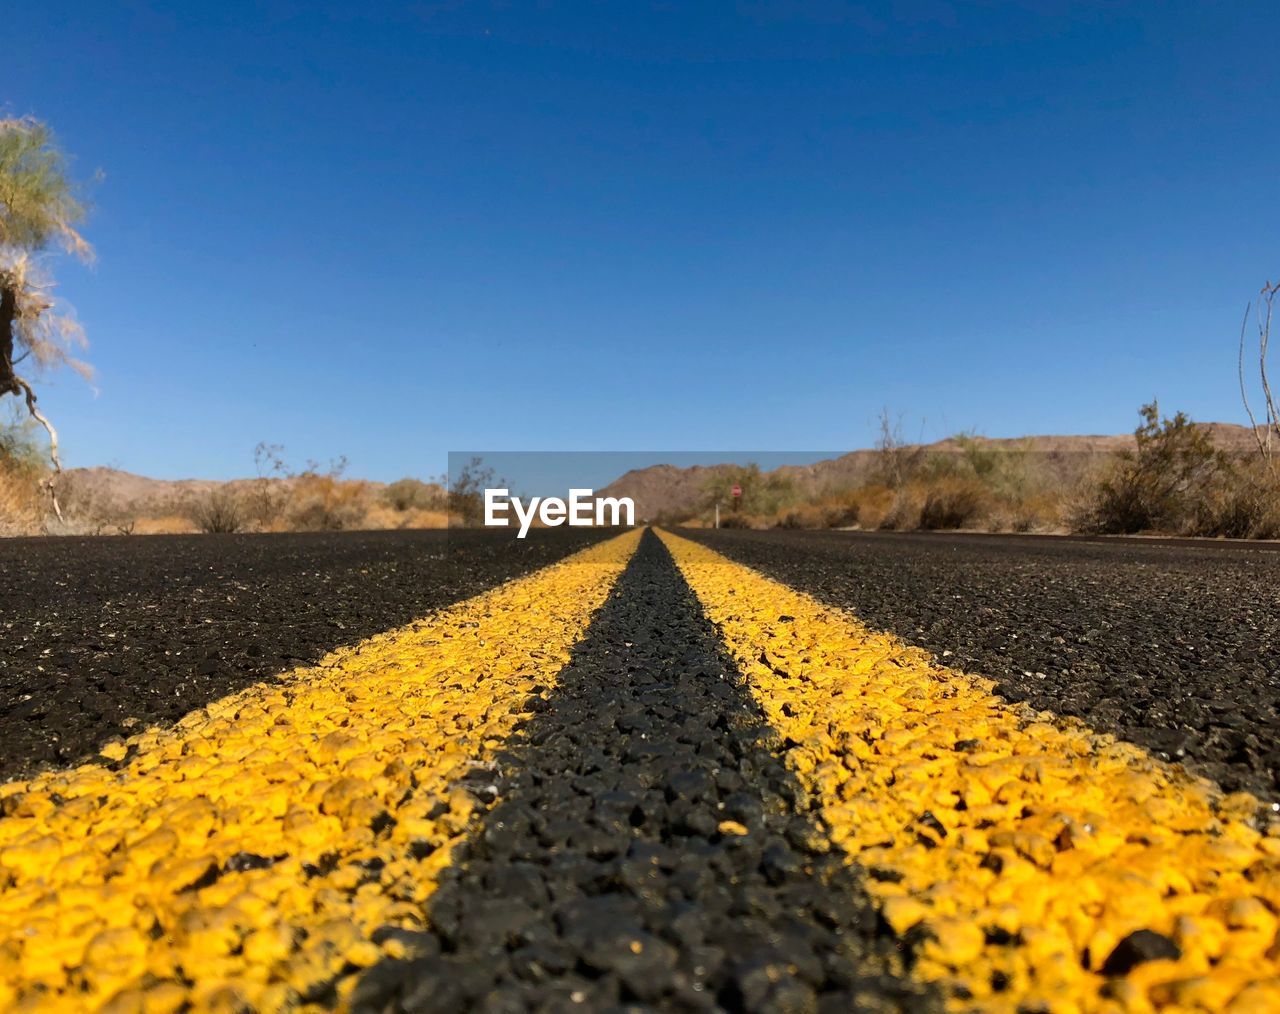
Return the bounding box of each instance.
[0,440,449,536]
[673,277,1280,539]
[681,398,1280,539]
[151,448,448,535]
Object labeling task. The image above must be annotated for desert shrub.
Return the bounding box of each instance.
[384,477,444,512]
[919,479,986,530]
[718,512,753,529]
[0,467,43,534]
[777,505,826,529]
[248,442,289,529]
[134,514,199,535]
[878,488,923,530]
[87,493,136,535]
[776,498,858,529]
[824,500,859,528]
[286,473,371,531]
[449,457,497,526]
[994,492,1064,533]
[702,463,796,518]
[874,410,924,488]
[0,419,49,535]
[840,483,895,530]
[1189,463,1280,539]
[1079,403,1225,534]
[190,489,245,533]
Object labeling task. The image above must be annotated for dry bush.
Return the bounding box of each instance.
[919,477,988,530]
[384,478,444,513]
[134,514,198,535]
[286,474,372,531]
[759,427,1070,535]
[874,409,924,488]
[359,503,448,531]
[0,467,43,535]
[841,484,896,530]
[248,442,289,529]
[1189,462,1280,540]
[0,419,49,534]
[776,497,860,530]
[776,505,821,529]
[189,488,245,534]
[701,463,797,520]
[1077,403,1224,535]
[878,487,925,530]
[403,508,448,529]
[449,457,497,526]
[986,491,1064,533]
[74,491,137,535]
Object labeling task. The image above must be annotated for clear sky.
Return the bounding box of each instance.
[7,2,1279,481]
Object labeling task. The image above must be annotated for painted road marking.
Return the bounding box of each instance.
[349,528,932,1011]
[0,530,640,1012]
[659,530,1280,1013]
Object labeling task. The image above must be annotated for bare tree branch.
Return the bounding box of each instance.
[1239,300,1269,465]
[1238,280,1280,473]
[1259,281,1278,462]
[13,376,63,519]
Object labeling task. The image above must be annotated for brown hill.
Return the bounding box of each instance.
[595,464,739,523]
[58,467,226,515]
[596,424,1264,522]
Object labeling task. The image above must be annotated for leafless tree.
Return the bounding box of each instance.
[874,408,923,488]
[1238,279,1279,471]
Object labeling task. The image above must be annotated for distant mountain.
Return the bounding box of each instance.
[58,467,228,513]
[595,424,1264,522]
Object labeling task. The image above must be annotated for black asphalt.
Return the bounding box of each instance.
[680,528,1280,802]
[0,528,608,781]
[353,530,930,1014]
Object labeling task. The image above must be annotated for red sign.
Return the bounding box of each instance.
[731,484,742,499]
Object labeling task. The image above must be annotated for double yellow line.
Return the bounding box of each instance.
[1,529,1277,1012]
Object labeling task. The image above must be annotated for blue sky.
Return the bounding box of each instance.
[7,2,1278,481]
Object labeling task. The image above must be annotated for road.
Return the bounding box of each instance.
[680,528,1280,801]
[0,527,1277,1012]
[0,529,609,779]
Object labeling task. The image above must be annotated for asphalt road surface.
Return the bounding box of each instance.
[0,528,608,780]
[1,526,1278,1012]
[681,528,1280,802]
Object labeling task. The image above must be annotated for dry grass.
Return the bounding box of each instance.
[0,420,50,535]
[0,461,451,538]
[133,514,199,535]
[187,478,449,535]
[678,443,1076,535]
[0,467,44,535]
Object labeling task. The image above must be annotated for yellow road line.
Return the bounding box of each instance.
[659,530,1280,1014]
[0,531,640,1013]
